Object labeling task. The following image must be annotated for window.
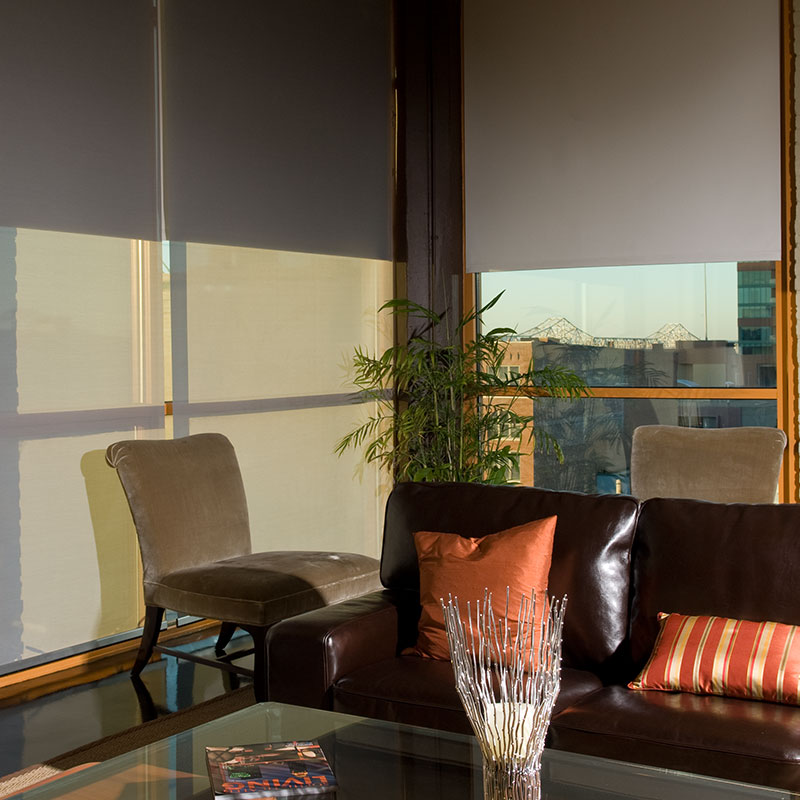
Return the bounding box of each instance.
[479,262,782,496]
[0,229,392,674]
[173,240,392,555]
[0,0,393,676]
[495,365,521,382]
[506,460,521,485]
[0,228,164,668]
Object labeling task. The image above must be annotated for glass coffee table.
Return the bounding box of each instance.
[8,702,798,799]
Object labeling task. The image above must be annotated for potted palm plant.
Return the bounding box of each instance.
[336,293,589,484]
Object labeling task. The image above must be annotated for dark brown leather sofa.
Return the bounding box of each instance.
[266,482,800,791]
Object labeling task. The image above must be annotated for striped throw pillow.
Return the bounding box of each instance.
[629,612,800,705]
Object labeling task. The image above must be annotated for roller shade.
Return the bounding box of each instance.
[464,0,781,272]
[161,0,392,260]
[0,0,159,241]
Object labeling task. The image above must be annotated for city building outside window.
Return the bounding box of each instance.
[478,262,782,496]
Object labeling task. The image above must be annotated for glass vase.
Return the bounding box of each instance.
[482,757,542,800]
[441,590,567,800]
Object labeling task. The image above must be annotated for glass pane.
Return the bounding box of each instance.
[0,427,164,667]
[10,228,164,412]
[183,406,387,558]
[183,242,393,402]
[529,397,777,495]
[480,263,776,388]
[1,226,167,670]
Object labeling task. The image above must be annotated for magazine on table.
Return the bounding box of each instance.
[205,740,337,799]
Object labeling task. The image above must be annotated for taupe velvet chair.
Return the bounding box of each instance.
[630,424,787,503]
[106,433,381,701]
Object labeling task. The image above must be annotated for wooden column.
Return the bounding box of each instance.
[394,0,464,339]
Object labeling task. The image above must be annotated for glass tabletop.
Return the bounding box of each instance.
[10,701,799,799]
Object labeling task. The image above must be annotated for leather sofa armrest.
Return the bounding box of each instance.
[266,590,400,709]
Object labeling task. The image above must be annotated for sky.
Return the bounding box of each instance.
[479,263,739,342]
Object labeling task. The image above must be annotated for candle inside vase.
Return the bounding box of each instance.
[483,702,539,761]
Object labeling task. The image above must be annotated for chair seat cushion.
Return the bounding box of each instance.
[333,655,603,735]
[550,685,800,789]
[144,550,381,627]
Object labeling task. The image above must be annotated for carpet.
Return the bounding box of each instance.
[0,764,64,799]
[44,685,255,770]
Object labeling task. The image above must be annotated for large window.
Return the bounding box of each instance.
[0,229,391,675]
[0,0,393,677]
[479,262,781,495]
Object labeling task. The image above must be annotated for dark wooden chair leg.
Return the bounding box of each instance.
[222,670,241,692]
[247,626,269,702]
[132,606,164,677]
[215,622,237,655]
[130,675,159,722]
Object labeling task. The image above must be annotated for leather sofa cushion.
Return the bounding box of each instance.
[550,685,800,790]
[333,655,603,736]
[630,499,800,672]
[381,482,639,681]
[146,550,381,626]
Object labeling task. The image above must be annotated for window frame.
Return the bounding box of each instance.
[467,260,795,501]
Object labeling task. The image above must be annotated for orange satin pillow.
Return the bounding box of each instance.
[629,612,800,705]
[407,516,557,662]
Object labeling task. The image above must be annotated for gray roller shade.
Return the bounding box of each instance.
[0,0,159,241]
[464,0,781,272]
[161,0,392,260]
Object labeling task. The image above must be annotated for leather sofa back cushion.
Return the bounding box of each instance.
[381,482,639,678]
[629,611,800,705]
[406,516,556,661]
[630,498,800,672]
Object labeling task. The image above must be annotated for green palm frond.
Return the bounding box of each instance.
[336,293,590,484]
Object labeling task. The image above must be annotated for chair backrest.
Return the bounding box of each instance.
[630,425,787,503]
[106,433,252,581]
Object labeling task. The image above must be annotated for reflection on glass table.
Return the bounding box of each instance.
[10,702,797,800]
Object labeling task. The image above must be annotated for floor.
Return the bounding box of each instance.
[0,632,254,778]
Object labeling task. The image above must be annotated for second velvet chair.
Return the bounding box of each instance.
[629,424,787,503]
